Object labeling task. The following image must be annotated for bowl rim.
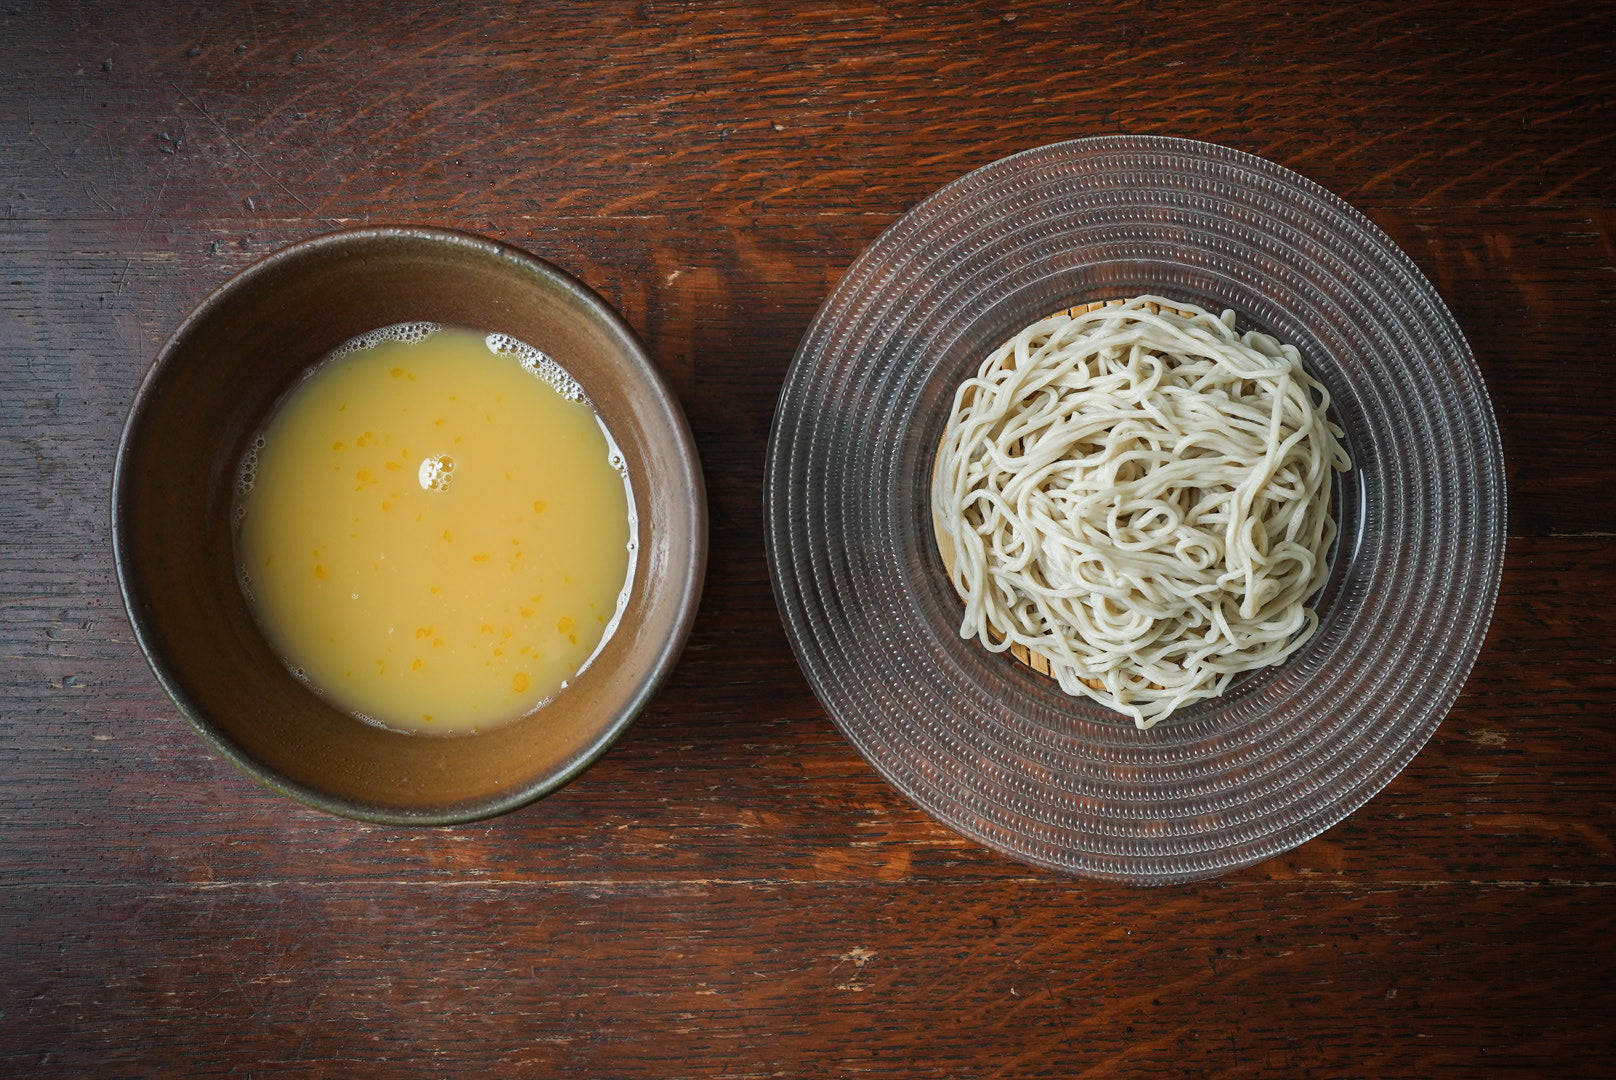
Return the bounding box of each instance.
[113,224,707,825]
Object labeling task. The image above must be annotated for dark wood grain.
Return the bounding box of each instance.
[3,1,1613,1076]
[5,880,1610,1078]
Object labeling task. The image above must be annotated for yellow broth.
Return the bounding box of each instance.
[235,325,635,734]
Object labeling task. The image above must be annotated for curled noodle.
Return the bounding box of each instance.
[932,296,1351,729]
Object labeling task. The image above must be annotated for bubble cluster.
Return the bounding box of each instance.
[487,333,586,403]
[597,416,629,480]
[235,435,267,496]
[418,453,455,493]
[333,321,439,358]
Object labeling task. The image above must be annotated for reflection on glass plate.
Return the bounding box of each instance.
[764,136,1505,884]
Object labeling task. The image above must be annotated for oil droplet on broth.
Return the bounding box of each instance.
[233,323,637,735]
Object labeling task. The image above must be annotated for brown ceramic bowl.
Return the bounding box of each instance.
[114,226,706,824]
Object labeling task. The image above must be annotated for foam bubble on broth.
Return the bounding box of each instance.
[487,332,587,403]
[235,434,266,496]
[331,321,439,358]
[417,453,455,493]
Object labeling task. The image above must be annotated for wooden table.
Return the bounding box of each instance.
[4,2,1612,1075]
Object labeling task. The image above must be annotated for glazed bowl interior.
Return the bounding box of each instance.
[114,227,705,824]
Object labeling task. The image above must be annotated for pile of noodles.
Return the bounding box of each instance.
[932,296,1350,729]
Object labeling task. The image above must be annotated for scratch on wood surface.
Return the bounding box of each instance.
[84,180,117,214]
[831,945,875,990]
[169,81,334,226]
[116,165,171,295]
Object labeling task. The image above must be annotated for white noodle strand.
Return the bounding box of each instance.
[933,296,1350,728]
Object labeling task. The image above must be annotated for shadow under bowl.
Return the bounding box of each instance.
[114,226,706,824]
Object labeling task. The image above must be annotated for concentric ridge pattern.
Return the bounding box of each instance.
[764,136,1505,884]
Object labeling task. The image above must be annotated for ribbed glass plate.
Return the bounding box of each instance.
[764,136,1505,884]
